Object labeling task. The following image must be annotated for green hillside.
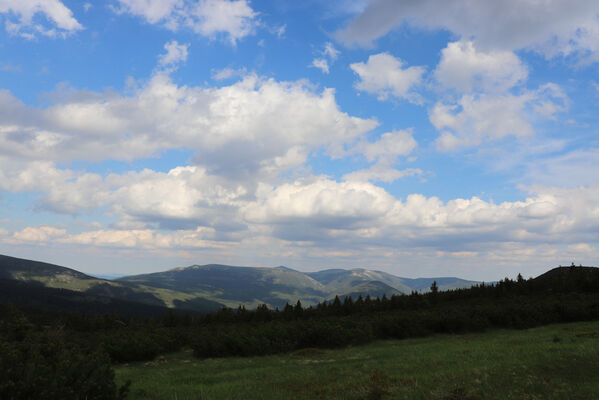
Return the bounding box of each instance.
[308,268,413,294]
[0,254,222,312]
[0,254,483,312]
[0,254,100,291]
[337,280,402,300]
[0,278,180,316]
[117,264,328,309]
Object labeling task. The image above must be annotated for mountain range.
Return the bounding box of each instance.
[0,253,478,313]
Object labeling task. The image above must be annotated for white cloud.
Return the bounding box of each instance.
[311,42,340,74]
[337,0,599,60]
[434,41,528,93]
[428,40,569,151]
[241,178,599,253]
[271,24,286,38]
[189,0,257,44]
[3,179,599,278]
[0,161,251,231]
[115,0,181,23]
[0,0,82,38]
[343,163,422,183]
[211,66,246,80]
[158,40,189,68]
[339,129,419,183]
[243,179,396,226]
[63,227,223,249]
[8,225,224,250]
[431,93,534,151]
[531,83,569,119]
[350,129,417,162]
[430,83,569,151]
[115,0,258,44]
[311,58,330,74]
[12,226,67,243]
[323,42,340,61]
[350,53,425,102]
[521,148,599,187]
[0,74,377,178]
[109,166,248,230]
[0,68,382,236]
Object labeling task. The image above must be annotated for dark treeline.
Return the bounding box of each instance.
[1,266,598,399]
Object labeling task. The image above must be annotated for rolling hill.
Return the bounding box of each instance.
[0,254,483,312]
[0,278,181,317]
[0,254,222,312]
[116,264,328,309]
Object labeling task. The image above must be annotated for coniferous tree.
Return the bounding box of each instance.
[430,281,438,294]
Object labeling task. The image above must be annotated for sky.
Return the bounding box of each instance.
[0,0,598,280]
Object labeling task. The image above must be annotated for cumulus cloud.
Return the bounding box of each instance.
[3,176,599,276]
[335,129,419,183]
[240,178,599,254]
[115,0,181,23]
[11,226,67,243]
[158,40,189,68]
[431,93,534,151]
[243,179,396,228]
[115,0,258,44]
[0,66,384,240]
[0,161,252,233]
[109,166,249,230]
[0,0,82,38]
[431,84,569,152]
[0,74,377,178]
[337,0,599,60]
[427,40,569,151]
[350,53,425,102]
[349,129,417,162]
[434,41,528,93]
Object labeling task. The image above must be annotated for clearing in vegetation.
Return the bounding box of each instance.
[116,320,599,400]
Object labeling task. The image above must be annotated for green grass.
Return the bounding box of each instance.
[115,321,599,399]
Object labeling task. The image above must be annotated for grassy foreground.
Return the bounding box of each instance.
[116,321,599,400]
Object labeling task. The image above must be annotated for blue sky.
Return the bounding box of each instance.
[1,0,598,280]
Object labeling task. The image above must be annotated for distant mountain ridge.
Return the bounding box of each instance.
[1,253,479,313]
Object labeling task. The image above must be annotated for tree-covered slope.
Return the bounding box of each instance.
[0,254,99,290]
[400,277,480,292]
[0,253,483,312]
[337,280,402,300]
[308,268,412,294]
[0,254,223,312]
[117,264,328,309]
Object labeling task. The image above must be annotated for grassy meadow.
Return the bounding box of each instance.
[116,321,599,400]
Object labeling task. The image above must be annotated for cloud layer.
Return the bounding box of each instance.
[115,0,258,44]
[337,0,599,60]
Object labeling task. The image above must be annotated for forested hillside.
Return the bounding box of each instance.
[0,254,479,312]
[2,263,598,399]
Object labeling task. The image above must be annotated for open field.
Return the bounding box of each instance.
[116,321,599,400]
